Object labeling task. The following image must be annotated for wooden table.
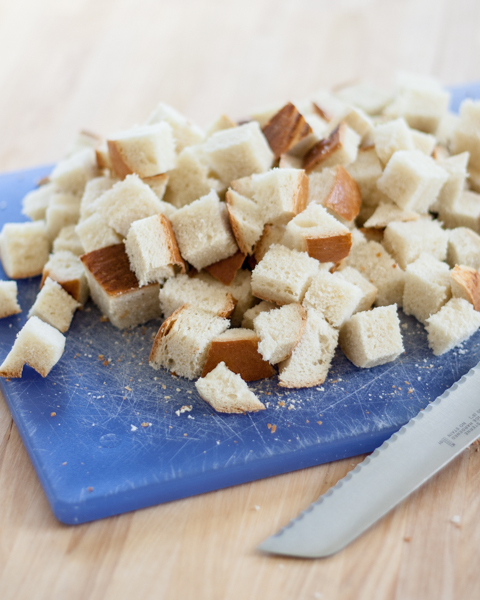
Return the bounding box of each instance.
[1,1,480,598]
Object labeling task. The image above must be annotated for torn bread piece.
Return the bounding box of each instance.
[201,329,274,381]
[28,277,80,333]
[363,201,420,229]
[42,250,89,306]
[0,281,21,319]
[253,224,286,263]
[146,102,205,153]
[75,213,123,253]
[81,244,161,329]
[149,305,229,379]
[22,182,56,221]
[262,102,312,158]
[447,227,480,271]
[439,190,480,233]
[0,221,50,279]
[425,298,480,356]
[308,165,361,222]
[334,266,377,313]
[50,148,98,194]
[241,300,275,329]
[278,307,338,388]
[372,118,414,166]
[204,251,246,286]
[79,175,117,220]
[196,362,265,413]
[383,219,449,269]
[303,122,360,173]
[450,265,480,311]
[431,152,469,213]
[339,304,404,368]
[52,225,84,256]
[253,303,307,364]
[0,316,65,378]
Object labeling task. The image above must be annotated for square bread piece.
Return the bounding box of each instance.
[75,213,123,254]
[146,101,205,153]
[308,165,362,223]
[283,203,352,263]
[432,153,469,213]
[0,221,50,279]
[251,244,320,305]
[149,305,230,379]
[384,84,450,134]
[125,214,185,287]
[447,227,480,271]
[403,254,452,324]
[425,298,480,356]
[52,225,84,256]
[81,244,161,329]
[241,300,275,329]
[450,265,480,311]
[261,102,312,158]
[303,122,360,173]
[452,99,480,171]
[439,190,480,233]
[0,316,65,378]
[372,118,414,166]
[303,271,363,328]
[42,250,89,305]
[334,266,377,313]
[339,304,404,368]
[383,219,449,269]
[253,223,287,263]
[377,150,448,213]
[0,280,21,319]
[201,329,274,381]
[278,307,339,388]
[28,277,80,333]
[195,362,265,413]
[253,303,307,364]
[22,182,57,221]
[170,190,238,270]
[45,191,81,242]
[143,173,169,201]
[202,121,274,184]
[107,122,176,179]
[224,189,264,255]
[79,176,117,220]
[50,148,98,194]
[345,146,383,205]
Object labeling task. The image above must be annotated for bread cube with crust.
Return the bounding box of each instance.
[253,224,286,263]
[411,130,436,156]
[383,219,449,269]
[162,146,215,208]
[0,316,65,378]
[52,225,84,256]
[426,298,480,355]
[204,250,246,286]
[205,114,236,137]
[452,99,480,170]
[42,250,90,305]
[65,130,101,158]
[107,123,176,179]
[430,153,469,213]
[146,102,205,153]
[384,84,450,134]
[50,148,98,194]
[75,214,123,253]
[345,146,383,205]
[22,183,56,221]
[303,122,360,173]
[288,113,330,158]
[143,173,169,201]
[262,102,312,158]
[195,362,265,413]
[372,118,414,165]
[253,303,307,364]
[450,265,480,311]
[334,266,377,313]
[438,190,480,233]
[0,221,50,279]
[447,227,480,271]
[28,277,80,332]
[79,176,117,220]
[335,106,374,142]
[308,165,361,222]
[0,281,21,319]
[241,300,275,329]
[225,189,264,255]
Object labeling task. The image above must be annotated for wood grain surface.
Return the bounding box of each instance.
[1,0,480,598]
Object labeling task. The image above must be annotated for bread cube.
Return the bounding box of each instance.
[447,227,480,270]
[253,224,286,263]
[241,300,275,329]
[403,254,451,324]
[373,118,414,165]
[143,173,169,201]
[28,277,80,332]
[225,189,264,255]
[149,305,229,379]
[431,152,469,213]
[205,114,236,137]
[107,122,176,179]
[303,271,363,328]
[0,221,50,279]
[261,102,312,158]
[195,362,265,413]
[52,225,84,256]
[303,122,360,173]
[251,244,319,305]
[65,129,101,158]
[425,298,480,355]
[283,203,352,263]
[335,82,392,115]
[384,85,450,133]
[204,250,246,286]
[95,174,166,237]
[334,266,377,313]
[452,99,480,170]
[22,183,56,221]
[201,329,274,381]
[439,190,480,233]
[79,176,117,220]
[42,250,89,305]
[377,150,448,213]
[363,201,420,229]
[436,111,460,148]
[345,146,383,204]
[75,214,123,253]
[278,307,338,388]
[253,303,307,364]
[45,191,81,242]
[146,102,205,153]
[339,305,404,368]
[411,130,436,156]
[469,169,480,194]
[336,106,374,142]
[170,190,238,270]
[80,244,161,329]
[202,121,274,184]
[50,148,98,194]
[450,265,480,311]
[310,90,349,121]
[383,219,449,269]
[308,165,361,222]
[0,316,65,378]
[0,281,21,319]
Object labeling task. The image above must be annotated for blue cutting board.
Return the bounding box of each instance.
[1,82,480,525]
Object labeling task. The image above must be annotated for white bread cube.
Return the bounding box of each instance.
[146,102,205,153]
[303,122,360,173]
[65,130,101,158]
[425,298,480,356]
[42,250,90,305]
[261,103,312,158]
[253,303,307,364]
[452,99,480,170]
[363,201,420,229]
[278,307,338,388]
[52,225,84,256]
[225,189,264,255]
[50,148,98,194]
[383,219,449,269]
[253,224,286,263]
[335,266,377,313]
[0,221,50,279]
[79,176,117,220]
[250,103,284,128]
[107,122,176,179]
[450,265,480,311]
[94,174,166,237]
[335,106,374,142]
[283,203,352,263]
[411,130,436,155]
[205,114,236,137]
[125,214,185,287]
[308,165,361,222]
[0,316,65,378]
[431,153,469,213]
[436,111,459,148]
[170,190,238,270]
[384,85,450,134]
[438,190,480,233]
[447,227,480,270]
[75,214,123,253]
[377,150,448,213]
[0,281,21,319]
[202,121,274,184]
[22,183,56,221]
[251,244,319,305]
[149,305,229,379]
[339,305,404,368]
[28,277,80,332]
[345,146,383,205]
[195,362,265,413]
[241,300,275,329]
[142,173,169,201]
[303,271,363,328]
[403,254,452,324]
[45,191,81,242]
[335,82,392,115]
[81,244,161,329]
[309,90,349,121]
[372,118,414,165]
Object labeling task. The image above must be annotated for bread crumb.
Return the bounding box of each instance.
[141,422,150,427]
[271,424,277,433]
[125,386,132,391]
[87,486,94,492]
[318,421,323,425]
[130,425,138,432]
[62,462,67,466]
[50,412,56,417]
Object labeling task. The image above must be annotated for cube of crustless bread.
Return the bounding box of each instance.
[241,300,275,329]
[45,191,81,242]
[22,182,56,221]
[339,304,404,368]
[146,101,205,153]
[383,219,449,269]
[28,277,80,333]
[42,250,90,305]
[425,298,480,355]
[81,244,161,329]
[0,221,50,279]
[334,266,377,313]
[447,228,480,271]
[75,214,123,254]
[149,304,230,379]
[0,280,21,319]
[79,176,117,220]
[52,225,84,256]
[253,303,307,364]
[431,153,469,213]
[195,362,265,413]
[452,99,480,171]
[385,84,450,134]
[439,190,480,234]
[201,328,274,381]
[363,201,420,229]
[303,122,360,173]
[345,146,383,205]
[50,148,98,194]
[253,224,286,263]
[372,118,414,166]
[308,165,361,223]
[261,102,312,158]
[0,316,65,378]
[450,265,480,311]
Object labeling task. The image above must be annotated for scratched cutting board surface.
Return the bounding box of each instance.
[1,82,480,525]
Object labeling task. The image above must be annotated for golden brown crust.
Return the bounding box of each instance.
[294,171,309,214]
[225,190,252,255]
[323,166,361,222]
[359,227,384,243]
[204,251,246,285]
[142,173,169,187]
[217,294,237,319]
[95,146,111,170]
[451,265,480,311]
[0,364,23,378]
[262,103,312,159]
[41,270,81,302]
[303,124,344,173]
[312,102,333,122]
[107,140,132,179]
[149,305,188,363]
[158,214,186,274]
[305,231,352,263]
[201,334,275,381]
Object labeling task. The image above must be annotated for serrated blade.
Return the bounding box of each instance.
[258,363,480,558]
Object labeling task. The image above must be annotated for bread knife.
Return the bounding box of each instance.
[258,363,480,558]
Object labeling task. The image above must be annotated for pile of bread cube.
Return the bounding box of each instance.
[1,72,480,413]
